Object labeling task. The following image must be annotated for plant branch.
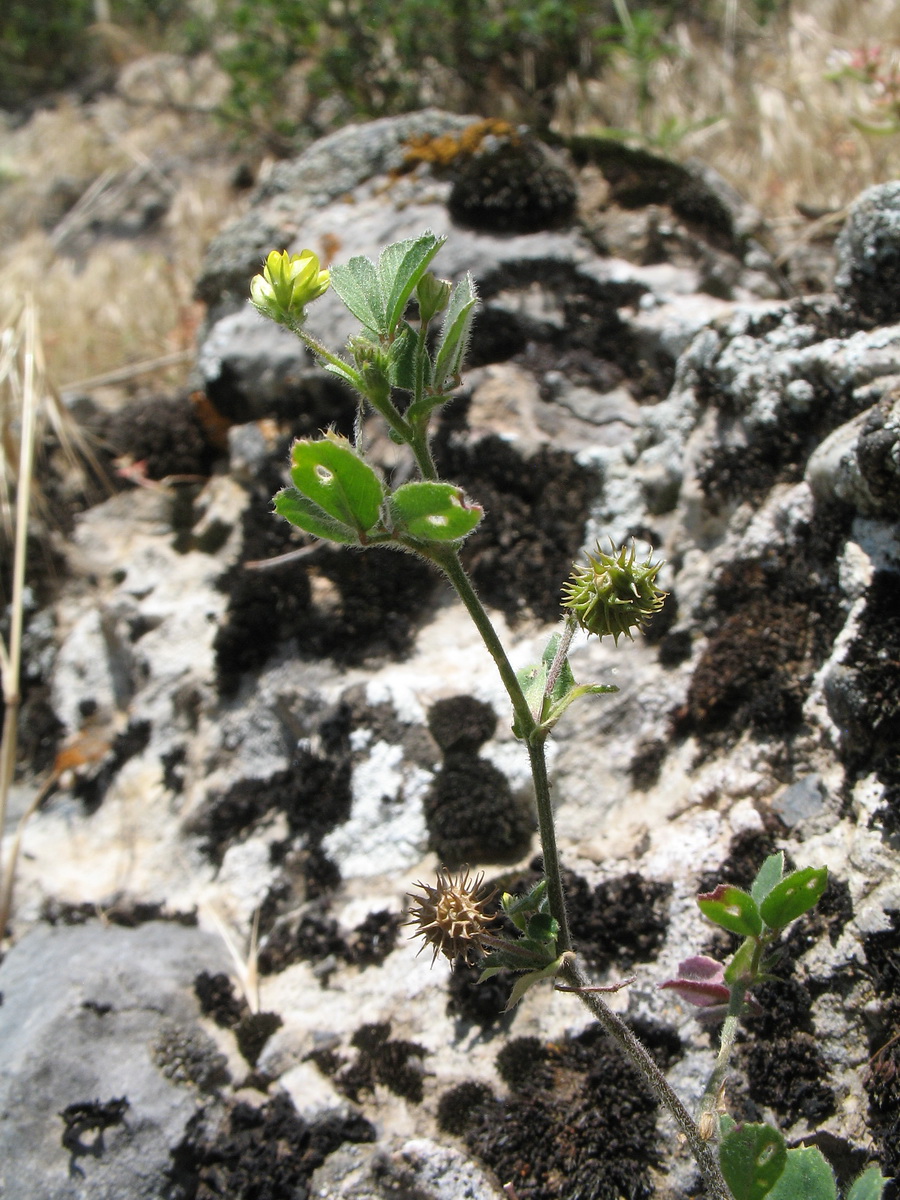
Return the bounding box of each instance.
[432,553,731,1200]
[432,552,574,954]
[561,958,734,1200]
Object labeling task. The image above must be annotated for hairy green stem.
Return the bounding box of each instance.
[433,552,572,950]
[561,958,734,1200]
[700,980,747,1121]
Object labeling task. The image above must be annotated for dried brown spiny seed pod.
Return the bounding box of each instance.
[561,539,667,643]
[406,868,496,965]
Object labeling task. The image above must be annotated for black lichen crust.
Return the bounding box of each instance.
[257,903,401,976]
[469,257,670,402]
[693,299,860,509]
[677,533,846,747]
[188,744,352,867]
[427,695,497,754]
[315,1021,428,1106]
[188,697,354,865]
[448,140,576,234]
[825,570,900,836]
[424,694,533,867]
[165,1093,375,1200]
[215,472,439,695]
[454,1024,661,1200]
[194,971,247,1029]
[447,958,514,1027]
[104,394,218,482]
[565,870,673,974]
[863,911,900,1181]
[425,750,534,868]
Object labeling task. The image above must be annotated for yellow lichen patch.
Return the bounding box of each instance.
[403,118,519,170]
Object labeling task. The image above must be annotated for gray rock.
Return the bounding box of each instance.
[0,922,231,1200]
[195,109,474,309]
[835,180,900,324]
[772,773,826,826]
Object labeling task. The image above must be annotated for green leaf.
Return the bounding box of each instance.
[724,935,758,986]
[766,1146,836,1200]
[273,487,358,544]
[500,953,570,1011]
[526,912,559,945]
[379,233,446,333]
[289,436,385,535]
[542,682,618,732]
[406,390,449,426]
[751,852,784,906]
[387,321,419,391]
[322,359,364,389]
[698,885,763,938]
[330,254,386,334]
[502,881,548,933]
[432,274,478,392]
[389,481,482,542]
[845,1165,888,1200]
[759,866,828,930]
[512,633,616,738]
[719,1123,787,1200]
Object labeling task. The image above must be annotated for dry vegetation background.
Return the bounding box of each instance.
[1,0,900,395]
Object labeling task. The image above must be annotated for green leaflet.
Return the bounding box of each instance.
[698,884,763,938]
[330,253,385,334]
[389,481,482,542]
[719,1123,787,1200]
[273,487,359,544]
[766,1146,836,1200]
[750,852,784,906]
[759,866,828,930]
[845,1165,888,1200]
[432,274,478,392]
[289,436,385,536]
[379,233,446,332]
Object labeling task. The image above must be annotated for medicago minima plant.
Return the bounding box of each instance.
[249,235,887,1200]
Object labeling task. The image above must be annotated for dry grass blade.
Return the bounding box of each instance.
[0,301,108,539]
[0,299,104,943]
[0,298,39,936]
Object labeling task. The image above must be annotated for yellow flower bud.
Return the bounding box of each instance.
[250,249,330,326]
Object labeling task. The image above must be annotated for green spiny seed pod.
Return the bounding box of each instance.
[561,540,667,643]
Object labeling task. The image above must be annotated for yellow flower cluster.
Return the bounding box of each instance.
[249,249,330,327]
